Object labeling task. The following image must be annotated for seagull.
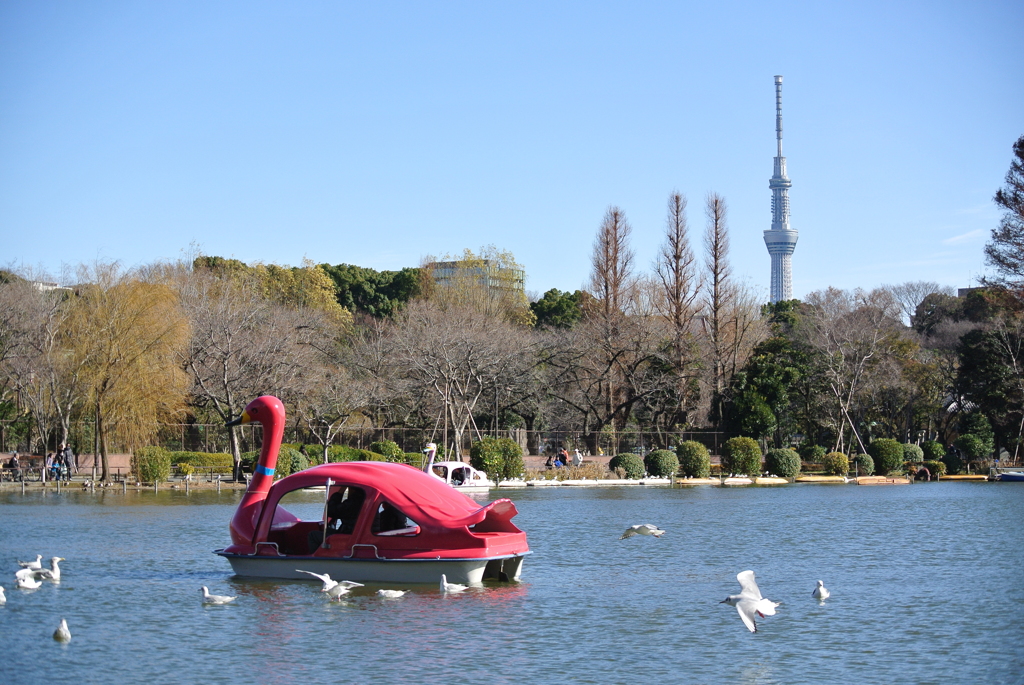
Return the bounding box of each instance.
[16,573,41,590]
[295,570,363,598]
[200,586,237,604]
[35,557,64,582]
[440,574,467,593]
[17,555,43,571]
[0,586,6,604]
[720,570,780,633]
[377,589,407,599]
[53,618,71,642]
[812,580,830,601]
[620,524,665,539]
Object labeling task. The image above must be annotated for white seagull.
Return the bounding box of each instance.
[721,570,780,633]
[16,573,41,590]
[17,555,43,571]
[35,557,65,582]
[377,589,407,599]
[0,585,6,604]
[53,618,71,642]
[200,586,237,604]
[440,574,467,593]
[620,524,665,540]
[812,580,830,601]
[295,570,364,598]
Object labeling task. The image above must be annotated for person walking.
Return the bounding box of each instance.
[60,443,75,480]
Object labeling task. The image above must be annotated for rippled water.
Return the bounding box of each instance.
[1,482,1022,685]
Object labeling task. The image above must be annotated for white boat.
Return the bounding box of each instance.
[423,444,495,492]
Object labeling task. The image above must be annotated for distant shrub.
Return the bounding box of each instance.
[677,441,711,478]
[902,443,924,462]
[941,450,964,475]
[404,452,423,466]
[609,453,645,480]
[369,440,405,462]
[168,451,233,471]
[869,438,905,475]
[921,440,946,462]
[923,460,947,477]
[822,452,849,476]
[644,449,680,478]
[721,437,762,476]
[132,446,171,483]
[470,437,524,484]
[954,434,990,461]
[764,448,801,478]
[798,444,827,462]
[273,446,310,478]
[852,453,874,475]
[327,446,385,463]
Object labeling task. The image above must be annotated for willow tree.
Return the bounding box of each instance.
[70,264,190,481]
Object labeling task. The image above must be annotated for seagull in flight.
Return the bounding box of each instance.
[620,524,665,539]
[812,580,830,601]
[440,574,467,593]
[721,570,780,633]
[53,619,71,642]
[17,555,43,571]
[295,570,363,598]
[200,586,237,604]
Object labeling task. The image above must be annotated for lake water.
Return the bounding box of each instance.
[1,482,1022,685]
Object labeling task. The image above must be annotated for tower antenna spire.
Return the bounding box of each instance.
[764,75,798,303]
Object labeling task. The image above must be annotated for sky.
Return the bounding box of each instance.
[1,1,1022,301]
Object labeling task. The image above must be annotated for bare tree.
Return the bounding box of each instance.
[879,281,954,326]
[702,192,733,422]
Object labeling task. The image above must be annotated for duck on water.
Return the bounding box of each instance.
[215,396,531,586]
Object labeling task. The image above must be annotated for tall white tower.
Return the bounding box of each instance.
[764,75,797,303]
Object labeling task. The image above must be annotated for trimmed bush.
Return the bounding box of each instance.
[921,440,946,462]
[168,451,234,471]
[273,446,310,478]
[923,460,947,477]
[822,451,849,476]
[798,444,827,462]
[609,453,645,480]
[721,437,762,476]
[941,450,964,475]
[644,449,679,478]
[470,437,524,484]
[677,441,711,478]
[132,446,172,483]
[764,447,801,478]
[369,440,405,462]
[902,443,924,462]
[852,453,874,475]
[869,438,905,475]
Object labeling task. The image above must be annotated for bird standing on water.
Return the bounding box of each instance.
[721,570,780,633]
[620,524,665,539]
[440,575,467,593]
[53,618,71,642]
[200,586,237,604]
[812,580,830,601]
[17,555,43,571]
[295,570,364,599]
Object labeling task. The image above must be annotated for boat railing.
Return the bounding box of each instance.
[344,544,382,560]
[255,542,281,556]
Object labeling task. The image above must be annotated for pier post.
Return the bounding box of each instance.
[123,480,127,494]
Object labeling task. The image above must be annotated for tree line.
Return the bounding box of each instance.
[3,135,1022,480]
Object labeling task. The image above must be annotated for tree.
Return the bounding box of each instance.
[880,281,955,326]
[319,263,421,318]
[70,264,190,482]
[984,135,1024,289]
[531,289,584,329]
[422,246,535,326]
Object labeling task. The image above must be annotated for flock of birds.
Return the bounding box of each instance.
[6,523,830,641]
[4,554,72,641]
[621,523,831,633]
[197,570,471,607]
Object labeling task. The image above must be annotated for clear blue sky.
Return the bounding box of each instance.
[2,1,1021,300]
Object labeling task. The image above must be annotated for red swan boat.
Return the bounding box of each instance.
[215,396,530,584]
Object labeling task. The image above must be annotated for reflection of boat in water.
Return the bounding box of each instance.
[215,397,530,585]
[423,443,495,492]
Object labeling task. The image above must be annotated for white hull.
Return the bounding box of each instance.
[216,551,527,586]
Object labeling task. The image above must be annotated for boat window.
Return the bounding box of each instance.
[432,465,448,480]
[451,467,471,485]
[325,486,366,535]
[371,501,420,536]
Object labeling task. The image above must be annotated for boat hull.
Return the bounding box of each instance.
[216,550,528,585]
[997,472,1024,481]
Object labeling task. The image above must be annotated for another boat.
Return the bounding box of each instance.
[423,443,495,492]
[993,468,1024,482]
[215,396,530,585]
